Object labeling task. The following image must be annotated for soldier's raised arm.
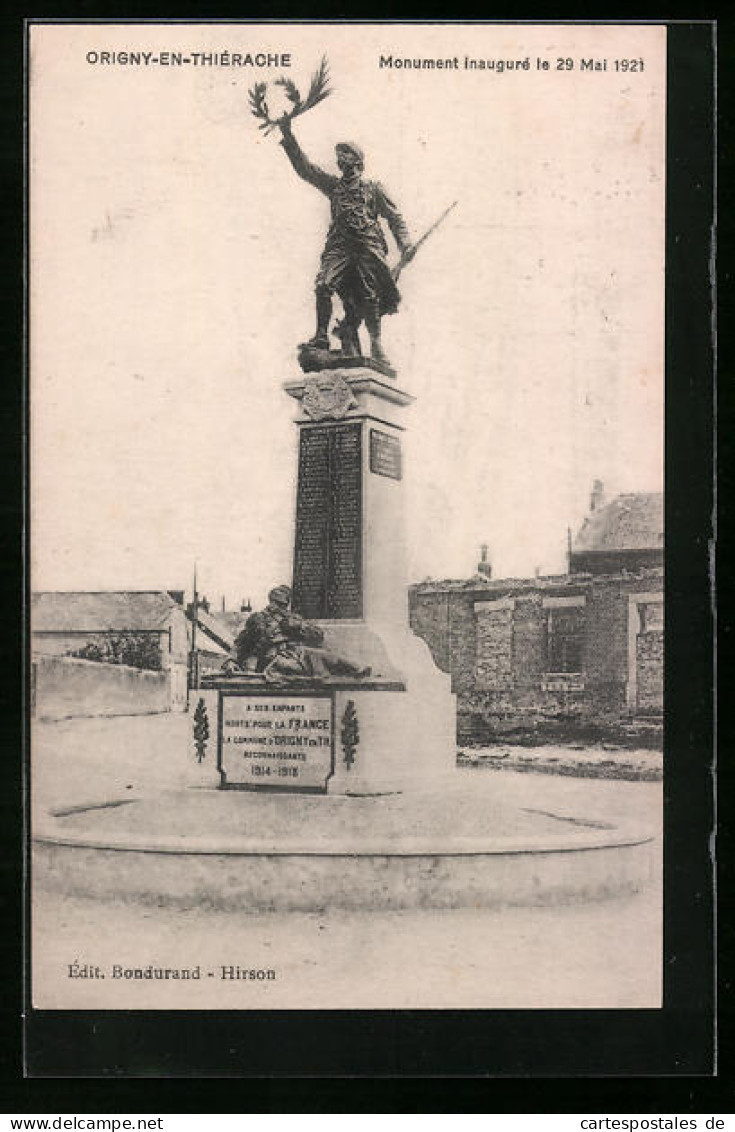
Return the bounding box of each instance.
[278,118,336,197]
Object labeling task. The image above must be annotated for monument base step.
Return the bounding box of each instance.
[33,785,657,912]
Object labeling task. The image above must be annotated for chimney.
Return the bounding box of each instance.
[240,597,252,613]
[590,479,605,513]
[477,544,492,578]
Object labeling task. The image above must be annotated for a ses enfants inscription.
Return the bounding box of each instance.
[219,693,333,791]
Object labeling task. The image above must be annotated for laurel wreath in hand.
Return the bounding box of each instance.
[248,56,332,135]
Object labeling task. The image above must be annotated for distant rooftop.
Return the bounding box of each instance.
[573,492,664,554]
[32,591,180,632]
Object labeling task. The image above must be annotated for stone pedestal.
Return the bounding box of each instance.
[280,366,457,794]
[284,367,412,625]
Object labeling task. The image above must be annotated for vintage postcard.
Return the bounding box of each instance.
[28,21,673,1021]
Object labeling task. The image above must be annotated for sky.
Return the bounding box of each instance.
[30,22,666,610]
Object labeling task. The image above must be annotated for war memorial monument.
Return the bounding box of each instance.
[201,60,457,797]
[34,58,656,917]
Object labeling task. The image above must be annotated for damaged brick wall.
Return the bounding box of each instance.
[409,591,452,673]
[409,590,476,692]
[584,576,629,717]
[511,594,547,684]
[636,631,664,713]
[474,602,513,689]
[409,568,664,743]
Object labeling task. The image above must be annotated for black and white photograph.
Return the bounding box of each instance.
[28,20,677,1025]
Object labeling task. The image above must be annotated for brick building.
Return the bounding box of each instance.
[409,487,663,743]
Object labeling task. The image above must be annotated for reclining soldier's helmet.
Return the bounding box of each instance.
[268,585,292,609]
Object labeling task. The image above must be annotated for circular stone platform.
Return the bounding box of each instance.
[33,785,657,912]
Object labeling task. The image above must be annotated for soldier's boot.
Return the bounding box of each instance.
[364,302,391,368]
[335,303,362,357]
[304,286,332,351]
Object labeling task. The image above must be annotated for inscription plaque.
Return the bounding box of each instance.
[219,692,334,791]
[328,424,362,617]
[369,428,402,481]
[293,427,330,618]
[293,422,362,619]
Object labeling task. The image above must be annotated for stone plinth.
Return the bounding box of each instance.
[227,366,458,795]
[200,673,409,795]
[318,622,456,794]
[284,367,414,625]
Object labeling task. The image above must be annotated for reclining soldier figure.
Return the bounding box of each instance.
[233,585,371,683]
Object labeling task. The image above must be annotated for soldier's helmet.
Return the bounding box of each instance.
[268,585,292,608]
[336,141,364,169]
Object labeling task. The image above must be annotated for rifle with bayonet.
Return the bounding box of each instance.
[392,200,459,281]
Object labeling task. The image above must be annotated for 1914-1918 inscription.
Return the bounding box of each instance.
[219,693,334,791]
[369,428,402,480]
[293,422,362,619]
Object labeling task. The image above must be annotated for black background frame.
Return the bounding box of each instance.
[3,9,724,1111]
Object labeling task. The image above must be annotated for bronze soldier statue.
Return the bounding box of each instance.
[249,60,455,370]
[277,116,415,369]
[234,585,371,682]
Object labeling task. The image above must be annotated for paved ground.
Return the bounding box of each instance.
[460,743,662,780]
[31,712,662,1011]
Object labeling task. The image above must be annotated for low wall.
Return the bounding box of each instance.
[33,655,170,720]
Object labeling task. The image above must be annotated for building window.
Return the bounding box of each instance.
[546,606,584,674]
